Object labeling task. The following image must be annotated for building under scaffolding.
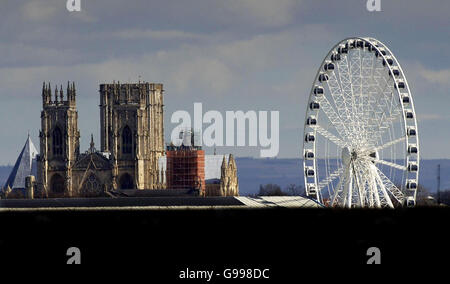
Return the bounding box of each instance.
[166,147,205,195]
[164,129,239,197]
[166,129,205,195]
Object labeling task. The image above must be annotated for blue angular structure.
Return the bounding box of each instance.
[3,135,38,191]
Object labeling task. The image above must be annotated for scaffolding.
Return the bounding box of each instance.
[166,129,205,194]
[166,149,205,194]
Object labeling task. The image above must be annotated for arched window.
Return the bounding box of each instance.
[81,173,102,196]
[50,174,65,193]
[119,173,133,189]
[122,126,132,154]
[52,127,63,156]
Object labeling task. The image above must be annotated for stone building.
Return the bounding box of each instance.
[36,81,165,198]
[99,82,165,190]
[205,154,239,197]
[3,81,237,199]
[219,154,239,196]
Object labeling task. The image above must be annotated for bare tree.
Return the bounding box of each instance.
[438,190,450,205]
[284,184,305,196]
[415,184,437,206]
[258,184,287,196]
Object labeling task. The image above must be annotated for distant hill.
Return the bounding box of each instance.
[0,166,12,188]
[1,159,449,196]
[235,158,450,196]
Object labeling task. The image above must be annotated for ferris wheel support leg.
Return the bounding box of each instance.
[368,169,376,207]
[340,167,351,207]
[345,166,353,208]
[353,163,366,207]
[373,165,394,208]
[369,166,381,208]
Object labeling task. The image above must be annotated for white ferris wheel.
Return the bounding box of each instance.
[302,37,419,208]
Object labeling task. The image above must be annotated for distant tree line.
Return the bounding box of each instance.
[437,190,450,206]
[253,183,305,197]
[414,184,450,206]
[253,182,450,206]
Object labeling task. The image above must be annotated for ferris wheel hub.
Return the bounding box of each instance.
[342,147,352,166]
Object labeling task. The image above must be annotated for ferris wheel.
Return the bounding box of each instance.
[302,37,419,208]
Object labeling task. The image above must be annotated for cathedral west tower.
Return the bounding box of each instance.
[37,82,80,197]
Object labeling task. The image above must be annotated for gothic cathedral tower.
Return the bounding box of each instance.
[99,82,164,190]
[37,82,80,197]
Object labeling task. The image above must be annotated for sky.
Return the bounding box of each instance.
[0,0,449,165]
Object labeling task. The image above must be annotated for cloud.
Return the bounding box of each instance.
[417,114,443,121]
[222,0,300,27]
[0,25,334,99]
[418,67,450,87]
[401,61,450,98]
[0,43,234,98]
[2,0,450,162]
[112,29,207,41]
[0,42,83,68]
[21,0,59,22]
[417,113,450,121]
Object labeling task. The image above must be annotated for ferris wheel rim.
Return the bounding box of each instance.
[302,37,420,208]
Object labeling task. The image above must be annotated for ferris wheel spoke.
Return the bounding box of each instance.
[375,167,405,203]
[326,70,351,122]
[377,73,396,111]
[336,55,354,122]
[372,165,395,208]
[375,159,407,171]
[349,49,363,136]
[374,136,406,151]
[331,167,348,206]
[315,125,347,149]
[375,108,402,136]
[365,117,398,147]
[364,78,400,144]
[314,95,351,141]
[318,167,344,190]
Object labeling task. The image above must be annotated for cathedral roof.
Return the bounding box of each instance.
[73,151,111,170]
[4,135,38,190]
[72,134,111,170]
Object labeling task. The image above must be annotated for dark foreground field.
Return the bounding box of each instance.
[0,205,448,278]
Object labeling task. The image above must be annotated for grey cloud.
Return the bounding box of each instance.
[219,0,300,28]
[0,0,450,163]
[418,66,450,87]
[112,29,208,41]
[20,0,59,22]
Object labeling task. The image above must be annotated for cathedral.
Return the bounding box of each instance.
[36,81,165,198]
[27,81,239,198]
